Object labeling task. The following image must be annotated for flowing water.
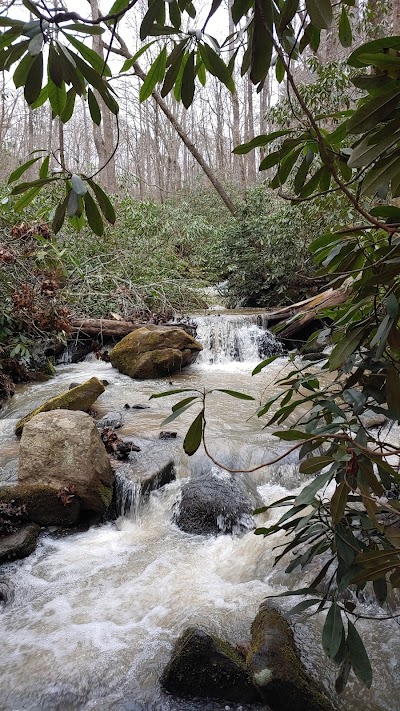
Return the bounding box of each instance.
[0,313,398,711]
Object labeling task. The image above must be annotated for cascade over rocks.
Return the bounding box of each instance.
[160,627,262,704]
[173,468,262,535]
[18,410,114,516]
[247,603,335,711]
[115,437,177,516]
[15,376,105,436]
[109,325,202,379]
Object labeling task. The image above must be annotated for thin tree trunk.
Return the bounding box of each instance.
[89,0,117,193]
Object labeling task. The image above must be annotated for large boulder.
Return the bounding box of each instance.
[160,627,261,704]
[173,469,261,536]
[247,603,334,711]
[18,410,114,515]
[15,377,105,436]
[109,326,202,379]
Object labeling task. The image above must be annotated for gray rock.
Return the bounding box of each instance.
[0,523,40,564]
[19,410,114,515]
[96,411,124,430]
[160,627,261,704]
[173,469,259,536]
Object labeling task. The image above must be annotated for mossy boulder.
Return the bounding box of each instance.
[247,603,334,711]
[18,410,114,515]
[160,627,261,704]
[0,483,80,526]
[110,326,202,379]
[15,377,105,436]
[0,523,40,564]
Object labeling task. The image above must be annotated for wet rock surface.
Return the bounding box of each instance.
[173,469,260,536]
[160,627,262,704]
[247,603,335,711]
[0,523,40,564]
[0,483,81,527]
[96,410,124,430]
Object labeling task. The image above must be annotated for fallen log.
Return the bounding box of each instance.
[70,317,138,338]
[70,317,198,339]
[265,278,353,339]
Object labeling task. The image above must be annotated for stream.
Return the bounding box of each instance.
[0,312,399,711]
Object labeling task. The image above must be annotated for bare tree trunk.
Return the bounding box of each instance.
[229,1,245,188]
[89,0,117,193]
[393,1,400,33]
[259,78,270,160]
[245,76,256,184]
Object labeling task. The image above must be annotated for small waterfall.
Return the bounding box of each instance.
[194,312,283,364]
[114,471,142,519]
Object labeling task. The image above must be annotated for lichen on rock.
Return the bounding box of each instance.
[15,377,105,436]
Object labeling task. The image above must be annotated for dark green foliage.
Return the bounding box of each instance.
[221,186,349,307]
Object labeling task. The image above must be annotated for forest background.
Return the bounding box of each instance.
[1,0,400,695]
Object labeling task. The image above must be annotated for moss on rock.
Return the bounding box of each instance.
[160,626,261,704]
[247,603,335,711]
[0,483,81,526]
[110,326,202,379]
[15,377,105,436]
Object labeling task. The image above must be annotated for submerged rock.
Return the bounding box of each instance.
[0,523,40,564]
[96,410,124,430]
[173,469,260,536]
[109,325,202,379]
[160,627,261,704]
[15,377,105,436]
[247,603,335,711]
[18,410,114,515]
